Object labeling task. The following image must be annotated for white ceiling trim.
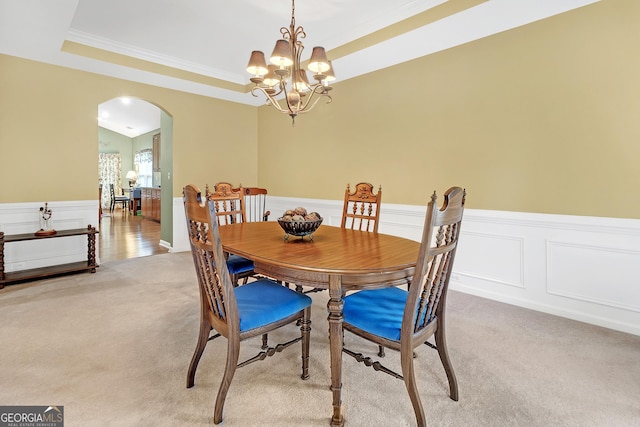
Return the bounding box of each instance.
[65,28,246,85]
[0,0,602,136]
[336,0,601,82]
[58,50,260,106]
[312,0,448,51]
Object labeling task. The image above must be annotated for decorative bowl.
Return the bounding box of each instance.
[277,217,323,240]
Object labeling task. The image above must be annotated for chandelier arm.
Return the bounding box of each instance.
[307,84,332,103]
[278,77,295,116]
[250,86,288,113]
[277,76,303,118]
[250,84,285,98]
[297,88,321,111]
[297,89,332,114]
[297,97,329,115]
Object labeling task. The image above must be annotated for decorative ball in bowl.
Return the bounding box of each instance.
[277,207,323,240]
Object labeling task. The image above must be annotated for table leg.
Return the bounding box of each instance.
[327,275,344,426]
[87,225,97,273]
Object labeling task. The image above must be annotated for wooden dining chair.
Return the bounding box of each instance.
[342,187,466,427]
[340,182,385,353]
[109,183,130,213]
[301,182,383,294]
[208,182,246,225]
[341,182,382,233]
[205,182,255,285]
[239,187,270,222]
[183,184,312,425]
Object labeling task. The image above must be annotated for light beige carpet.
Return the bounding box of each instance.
[1,252,639,426]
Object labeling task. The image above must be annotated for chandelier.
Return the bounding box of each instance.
[246,0,335,125]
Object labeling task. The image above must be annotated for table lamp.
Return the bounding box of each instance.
[126,170,137,188]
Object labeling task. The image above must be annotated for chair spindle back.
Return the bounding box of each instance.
[206,182,246,226]
[403,187,465,341]
[183,184,239,336]
[241,187,270,222]
[341,182,382,233]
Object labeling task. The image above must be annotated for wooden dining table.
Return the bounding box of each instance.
[218,221,420,426]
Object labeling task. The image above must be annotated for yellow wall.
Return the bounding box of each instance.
[1,0,638,219]
[0,55,258,203]
[258,0,640,218]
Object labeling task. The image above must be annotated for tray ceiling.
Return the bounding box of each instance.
[0,0,599,136]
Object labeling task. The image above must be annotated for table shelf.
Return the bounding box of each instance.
[0,225,99,288]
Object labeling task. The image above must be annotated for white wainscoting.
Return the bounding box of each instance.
[6,197,638,337]
[172,195,640,336]
[0,201,101,271]
[455,210,640,336]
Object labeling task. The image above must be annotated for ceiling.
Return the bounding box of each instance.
[98,97,161,138]
[1,0,599,137]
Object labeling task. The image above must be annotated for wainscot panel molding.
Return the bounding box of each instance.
[172,196,640,336]
[0,201,102,270]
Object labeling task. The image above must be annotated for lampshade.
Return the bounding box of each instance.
[263,64,280,87]
[125,170,137,180]
[247,51,268,76]
[322,61,336,84]
[270,39,293,67]
[308,47,330,73]
[294,69,310,93]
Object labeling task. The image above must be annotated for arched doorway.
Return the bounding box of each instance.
[97,97,173,262]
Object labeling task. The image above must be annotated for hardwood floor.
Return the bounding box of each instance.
[99,207,168,263]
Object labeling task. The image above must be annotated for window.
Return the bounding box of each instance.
[135,149,153,187]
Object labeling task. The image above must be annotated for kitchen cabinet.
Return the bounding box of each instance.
[141,187,161,222]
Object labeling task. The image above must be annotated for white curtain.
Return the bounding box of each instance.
[98,153,122,208]
[135,149,153,188]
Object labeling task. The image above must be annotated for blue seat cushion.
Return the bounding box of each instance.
[343,287,408,342]
[226,254,254,275]
[235,279,312,332]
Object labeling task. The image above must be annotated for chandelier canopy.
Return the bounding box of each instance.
[246,0,334,125]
